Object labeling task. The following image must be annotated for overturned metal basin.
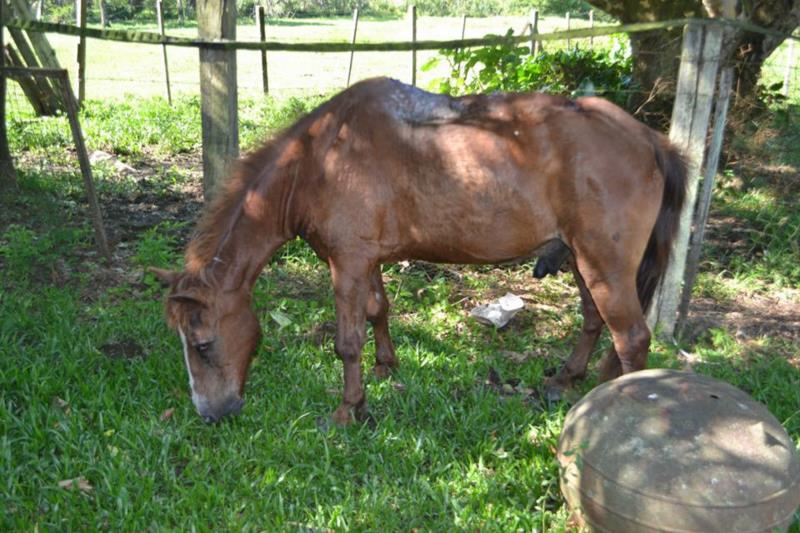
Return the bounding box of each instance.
[558,369,800,532]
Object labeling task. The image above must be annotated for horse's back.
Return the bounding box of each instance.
[298,80,666,265]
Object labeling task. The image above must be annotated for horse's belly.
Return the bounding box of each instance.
[390,209,555,265]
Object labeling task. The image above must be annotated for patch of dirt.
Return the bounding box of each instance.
[684,289,800,347]
[101,339,146,360]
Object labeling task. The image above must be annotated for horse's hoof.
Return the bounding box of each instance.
[331,404,355,426]
[331,402,369,426]
[545,385,563,403]
[543,376,569,403]
[373,363,394,380]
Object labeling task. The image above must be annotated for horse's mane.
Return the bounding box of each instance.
[184,97,343,281]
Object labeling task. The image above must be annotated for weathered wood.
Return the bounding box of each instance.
[98,0,107,28]
[346,8,359,87]
[8,0,62,69]
[530,9,539,55]
[34,0,41,20]
[257,5,267,94]
[677,66,733,333]
[76,0,86,104]
[0,0,18,189]
[156,0,171,104]
[5,26,61,113]
[589,10,594,49]
[409,5,416,86]
[4,44,45,114]
[197,0,238,199]
[566,12,571,49]
[460,14,467,40]
[649,22,724,338]
[55,69,111,260]
[177,0,184,24]
[783,37,795,97]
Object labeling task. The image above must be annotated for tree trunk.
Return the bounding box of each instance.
[587,0,800,119]
[0,1,17,190]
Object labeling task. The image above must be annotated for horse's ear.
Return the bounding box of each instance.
[148,267,181,287]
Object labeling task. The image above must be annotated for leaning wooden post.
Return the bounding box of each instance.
[409,5,416,86]
[197,0,238,199]
[156,0,172,105]
[56,70,111,260]
[589,10,594,49]
[346,7,359,87]
[677,66,734,333]
[649,22,723,338]
[257,5,268,94]
[76,0,87,104]
[529,9,539,56]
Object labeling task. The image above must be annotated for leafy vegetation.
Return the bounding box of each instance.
[425,31,634,107]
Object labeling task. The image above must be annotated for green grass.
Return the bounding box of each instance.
[3,84,799,529]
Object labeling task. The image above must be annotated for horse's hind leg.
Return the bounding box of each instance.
[329,257,371,425]
[367,268,398,379]
[575,257,651,376]
[545,264,605,398]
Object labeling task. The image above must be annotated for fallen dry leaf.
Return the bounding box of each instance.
[160,408,175,422]
[58,477,92,492]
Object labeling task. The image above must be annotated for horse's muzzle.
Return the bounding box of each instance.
[200,396,244,423]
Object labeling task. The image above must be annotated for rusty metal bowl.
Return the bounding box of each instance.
[558,369,800,532]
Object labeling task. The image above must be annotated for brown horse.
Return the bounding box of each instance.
[151,77,686,424]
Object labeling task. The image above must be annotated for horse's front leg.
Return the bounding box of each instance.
[367,267,398,379]
[329,257,371,425]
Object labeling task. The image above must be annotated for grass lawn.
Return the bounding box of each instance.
[2,18,800,530]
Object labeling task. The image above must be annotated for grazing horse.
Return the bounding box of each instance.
[151,77,686,425]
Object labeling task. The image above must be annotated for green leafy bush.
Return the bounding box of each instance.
[425,30,634,108]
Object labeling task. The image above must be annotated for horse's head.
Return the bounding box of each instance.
[150,268,261,423]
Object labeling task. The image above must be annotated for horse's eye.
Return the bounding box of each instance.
[194,341,212,354]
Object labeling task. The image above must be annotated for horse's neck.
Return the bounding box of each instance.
[197,168,296,292]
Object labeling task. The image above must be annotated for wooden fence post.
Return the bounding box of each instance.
[99,0,107,27]
[56,70,111,260]
[566,11,571,49]
[649,22,723,338]
[783,36,796,97]
[257,5,268,94]
[460,14,467,41]
[76,0,86,104]
[409,5,416,86]
[198,0,238,199]
[346,7,359,87]
[529,9,539,56]
[156,0,171,105]
[677,66,734,333]
[589,10,594,49]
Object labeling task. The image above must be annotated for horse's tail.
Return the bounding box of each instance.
[636,134,688,312]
